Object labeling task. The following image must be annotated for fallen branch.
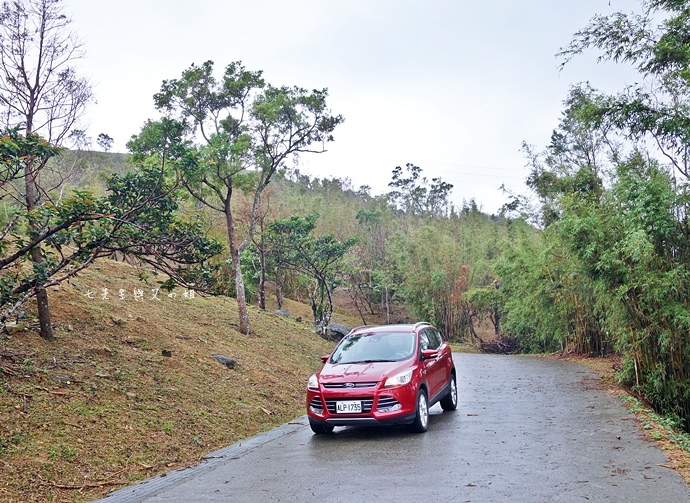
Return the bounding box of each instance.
[0,365,18,376]
[40,467,131,491]
[480,335,521,354]
[40,479,128,490]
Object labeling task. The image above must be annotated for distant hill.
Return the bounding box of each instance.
[45,149,134,198]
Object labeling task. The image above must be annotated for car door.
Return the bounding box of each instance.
[421,328,446,399]
[431,329,452,393]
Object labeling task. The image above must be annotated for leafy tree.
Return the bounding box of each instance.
[465,283,503,336]
[67,129,91,150]
[96,133,114,152]
[265,214,356,328]
[233,167,518,342]
[145,60,343,335]
[387,163,454,218]
[0,127,58,194]
[557,154,690,424]
[351,206,399,323]
[494,0,690,428]
[493,222,610,354]
[511,149,689,416]
[352,208,385,321]
[524,85,613,227]
[0,0,93,340]
[489,84,621,353]
[558,0,690,177]
[235,185,280,310]
[0,129,222,328]
[392,222,474,339]
[547,0,690,429]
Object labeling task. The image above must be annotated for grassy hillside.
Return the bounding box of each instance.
[0,258,360,502]
[48,150,133,196]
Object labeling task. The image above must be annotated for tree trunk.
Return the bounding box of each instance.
[25,161,55,342]
[34,283,54,341]
[349,288,367,325]
[225,202,251,335]
[233,255,251,334]
[384,286,391,324]
[309,291,319,325]
[323,283,334,327]
[467,313,479,343]
[276,281,283,310]
[362,283,376,315]
[257,235,266,310]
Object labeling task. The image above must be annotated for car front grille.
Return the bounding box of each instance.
[322,381,378,389]
[325,398,374,414]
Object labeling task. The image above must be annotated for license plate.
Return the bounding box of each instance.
[336,400,362,413]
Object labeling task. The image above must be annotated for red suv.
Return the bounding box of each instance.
[306,322,457,434]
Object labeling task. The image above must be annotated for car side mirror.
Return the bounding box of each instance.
[421,349,438,360]
[320,354,331,363]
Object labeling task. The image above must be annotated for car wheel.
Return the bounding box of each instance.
[410,388,429,433]
[440,373,458,411]
[309,420,334,435]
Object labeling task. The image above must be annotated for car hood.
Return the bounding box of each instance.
[319,361,409,383]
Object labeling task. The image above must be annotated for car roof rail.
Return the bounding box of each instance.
[413,321,432,329]
[347,324,377,334]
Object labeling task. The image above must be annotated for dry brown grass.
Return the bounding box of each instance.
[0,258,362,502]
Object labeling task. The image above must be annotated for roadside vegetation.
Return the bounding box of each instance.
[495,0,690,433]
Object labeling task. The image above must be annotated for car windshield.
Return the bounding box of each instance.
[329,331,416,364]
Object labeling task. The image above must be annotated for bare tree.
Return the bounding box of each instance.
[0,0,93,340]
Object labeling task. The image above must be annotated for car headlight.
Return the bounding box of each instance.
[307,373,319,390]
[384,370,412,388]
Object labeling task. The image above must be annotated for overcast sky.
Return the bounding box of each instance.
[62,0,643,214]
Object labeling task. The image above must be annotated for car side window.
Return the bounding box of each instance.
[419,330,430,351]
[426,329,441,350]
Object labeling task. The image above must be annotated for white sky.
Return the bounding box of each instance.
[62,0,643,214]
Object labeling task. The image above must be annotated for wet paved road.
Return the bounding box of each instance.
[96,353,690,503]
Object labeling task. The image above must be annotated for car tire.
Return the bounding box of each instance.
[410,388,429,433]
[309,420,334,435]
[440,373,458,411]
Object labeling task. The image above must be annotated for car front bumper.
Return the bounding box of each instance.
[306,383,419,427]
[308,411,417,427]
